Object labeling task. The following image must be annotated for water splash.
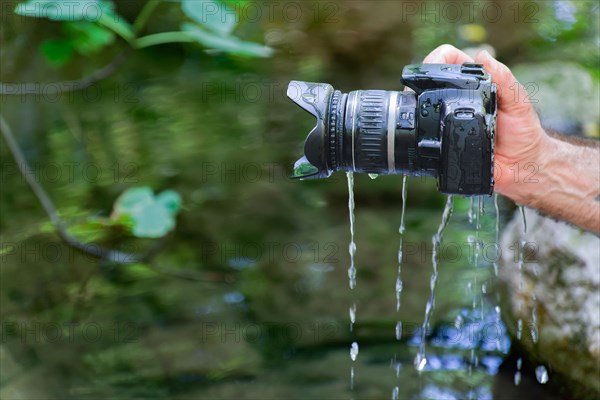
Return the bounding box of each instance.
[396,175,408,311]
[535,365,549,384]
[414,196,453,371]
[347,172,357,290]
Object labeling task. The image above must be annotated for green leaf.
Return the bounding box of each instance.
[156,190,182,215]
[181,0,237,36]
[15,0,113,22]
[135,31,195,49]
[131,201,174,238]
[113,186,154,215]
[123,263,158,279]
[65,217,108,242]
[112,187,182,239]
[64,21,114,55]
[182,23,273,58]
[223,0,248,6]
[97,11,135,42]
[40,38,74,66]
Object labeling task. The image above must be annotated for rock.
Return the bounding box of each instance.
[498,207,600,398]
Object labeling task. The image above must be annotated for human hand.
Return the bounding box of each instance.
[422,44,548,203]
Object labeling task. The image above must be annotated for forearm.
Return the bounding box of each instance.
[506,132,600,234]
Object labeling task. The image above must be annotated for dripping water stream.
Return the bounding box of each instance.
[346,172,359,392]
[414,196,454,371]
[493,194,502,349]
[348,172,357,291]
[515,206,526,385]
[396,175,408,312]
[517,206,548,385]
[391,176,408,398]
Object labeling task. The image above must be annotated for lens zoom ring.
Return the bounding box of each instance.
[328,90,342,170]
[356,90,387,171]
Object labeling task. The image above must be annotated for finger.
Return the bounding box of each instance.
[423,44,474,64]
[475,50,532,116]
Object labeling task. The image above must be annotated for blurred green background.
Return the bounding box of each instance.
[1,1,598,399]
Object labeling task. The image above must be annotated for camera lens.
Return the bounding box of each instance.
[288,82,420,177]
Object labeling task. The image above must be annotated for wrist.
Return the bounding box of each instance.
[495,127,550,206]
[522,131,557,207]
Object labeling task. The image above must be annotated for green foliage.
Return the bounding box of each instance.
[39,21,115,66]
[14,0,127,65]
[40,38,74,66]
[112,187,182,239]
[14,0,112,21]
[65,21,115,54]
[122,263,159,279]
[14,0,273,64]
[180,0,273,57]
[182,23,273,58]
[181,0,236,36]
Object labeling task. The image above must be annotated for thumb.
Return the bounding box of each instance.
[475,50,533,117]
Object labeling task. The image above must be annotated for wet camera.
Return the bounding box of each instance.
[288,63,497,195]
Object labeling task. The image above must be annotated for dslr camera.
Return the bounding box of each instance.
[288,63,497,195]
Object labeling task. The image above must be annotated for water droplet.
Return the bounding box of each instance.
[530,326,538,344]
[468,197,475,224]
[350,342,359,361]
[517,319,523,340]
[348,241,356,255]
[368,173,378,180]
[395,321,402,340]
[517,357,522,369]
[349,304,356,324]
[479,196,485,215]
[454,314,463,328]
[519,206,527,234]
[481,283,487,294]
[293,157,319,178]
[535,365,549,384]
[395,277,403,292]
[392,386,399,400]
[514,371,522,386]
[301,92,316,102]
[414,353,427,371]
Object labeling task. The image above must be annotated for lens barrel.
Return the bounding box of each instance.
[288,63,496,195]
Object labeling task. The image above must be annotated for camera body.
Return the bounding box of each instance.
[288,63,497,195]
